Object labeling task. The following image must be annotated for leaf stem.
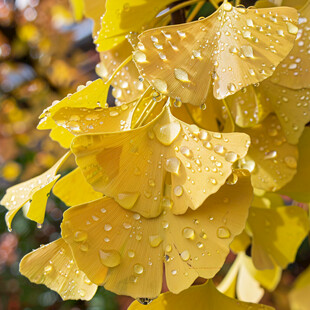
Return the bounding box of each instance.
[186,1,205,22]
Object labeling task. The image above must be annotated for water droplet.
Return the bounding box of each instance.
[44,265,53,274]
[284,156,297,169]
[241,45,254,58]
[174,68,190,82]
[223,2,233,11]
[226,172,238,185]
[133,51,147,63]
[137,298,154,305]
[128,250,135,258]
[182,227,195,239]
[225,152,238,163]
[149,235,163,247]
[165,244,172,252]
[134,264,144,275]
[286,22,298,34]
[180,250,190,261]
[217,226,231,239]
[227,83,236,93]
[174,185,183,197]
[74,231,88,242]
[115,192,140,209]
[153,122,181,146]
[99,250,121,267]
[180,146,193,158]
[104,224,112,231]
[165,157,181,174]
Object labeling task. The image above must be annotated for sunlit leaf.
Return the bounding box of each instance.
[95,0,176,51]
[0,152,71,229]
[270,0,310,89]
[128,280,274,310]
[135,3,298,104]
[53,168,103,207]
[226,85,272,128]
[71,106,250,218]
[37,79,109,148]
[240,114,298,191]
[259,80,310,144]
[20,238,97,300]
[278,127,310,202]
[248,206,309,269]
[61,170,252,298]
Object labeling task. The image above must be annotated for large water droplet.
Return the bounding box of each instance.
[133,51,147,63]
[286,22,298,34]
[182,227,195,239]
[180,250,190,261]
[115,192,140,209]
[284,156,297,169]
[153,122,181,146]
[217,226,231,239]
[74,231,88,242]
[149,235,163,248]
[99,250,121,267]
[174,68,190,82]
[174,185,183,197]
[165,157,180,174]
[134,264,144,275]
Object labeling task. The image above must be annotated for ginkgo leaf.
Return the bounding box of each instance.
[95,0,176,52]
[0,152,71,230]
[256,0,307,10]
[248,206,309,270]
[240,114,298,191]
[230,230,251,253]
[69,0,84,20]
[270,0,310,89]
[97,40,147,104]
[134,3,298,104]
[52,102,135,136]
[252,191,284,209]
[289,265,310,310]
[259,80,310,144]
[37,79,108,148]
[20,238,97,300]
[278,127,310,202]
[61,170,252,298]
[225,85,272,128]
[237,253,281,302]
[53,168,103,207]
[71,106,250,218]
[127,280,274,310]
[84,0,106,36]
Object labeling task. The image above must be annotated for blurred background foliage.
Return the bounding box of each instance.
[0,0,309,309]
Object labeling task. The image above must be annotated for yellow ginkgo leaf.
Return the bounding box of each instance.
[69,0,84,21]
[236,253,281,302]
[61,170,252,298]
[259,80,310,144]
[20,238,97,300]
[252,191,284,209]
[230,230,251,253]
[226,85,272,128]
[134,3,298,104]
[256,0,307,10]
[278,127,310,202]
[97,40,147,104]
[248,206,309,270]
[289,264,310,310]
[37,79,108,148]
[240,114,298,191]
[84,0,106,36]
[218,253,281,303]
[0,152,71,230]
[71,106,250,218]
[53,168,103,207]
[270,0,310,89]
[95,0,176,52]
[128,280,274,310]
[52,102,135,137]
